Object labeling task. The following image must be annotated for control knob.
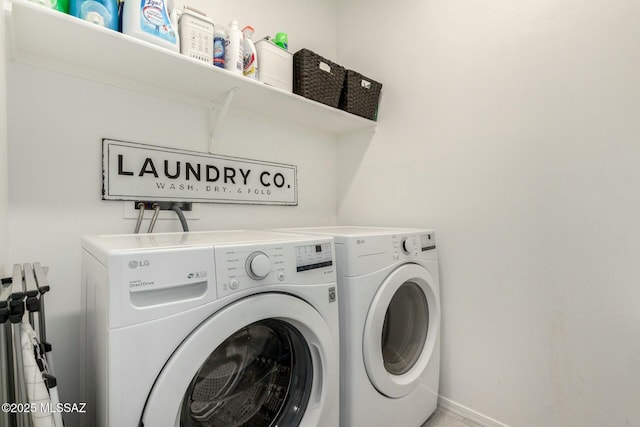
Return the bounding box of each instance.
[246,252,272,280]
[401,237,417,255]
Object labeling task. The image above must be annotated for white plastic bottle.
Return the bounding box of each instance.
[242,25,258,79]
[123,0,179,52]
[224,20,244,75]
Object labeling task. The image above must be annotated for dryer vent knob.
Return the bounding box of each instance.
[246,252,272,280]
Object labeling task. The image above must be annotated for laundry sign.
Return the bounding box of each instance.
[102,139,297,205]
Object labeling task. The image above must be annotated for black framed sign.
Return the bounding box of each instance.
[102,139,298,205]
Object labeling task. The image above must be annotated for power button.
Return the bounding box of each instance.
[229,279,239,290]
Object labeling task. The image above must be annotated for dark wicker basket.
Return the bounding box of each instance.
[339,70,383,121]
[293,49,346,108]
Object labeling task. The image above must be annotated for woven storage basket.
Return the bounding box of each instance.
[339,70,383,121]
[293,49,346,108]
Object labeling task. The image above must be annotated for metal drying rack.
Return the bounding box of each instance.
[1,263,63,427]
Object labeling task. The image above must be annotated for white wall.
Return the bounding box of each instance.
[0,0,8,276]
[337,1,640,426]
[6,2,337,425]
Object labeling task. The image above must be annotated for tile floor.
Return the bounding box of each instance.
[422,407,485,427]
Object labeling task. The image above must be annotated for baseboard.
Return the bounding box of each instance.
[437,396,512,427]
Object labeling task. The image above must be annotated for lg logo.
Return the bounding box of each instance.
[128,260,150,269]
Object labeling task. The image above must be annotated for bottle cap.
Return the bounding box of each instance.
[242,26,255,39]
[274,32,288,50]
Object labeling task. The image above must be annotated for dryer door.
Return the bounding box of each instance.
[363,263,440,398]
[141,293,337,427]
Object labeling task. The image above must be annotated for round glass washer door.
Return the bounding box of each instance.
[180,319,312,427]
[141,293,337,427]
[363,263,439,398]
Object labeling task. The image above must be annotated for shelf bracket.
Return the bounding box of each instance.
[209,87,238,154]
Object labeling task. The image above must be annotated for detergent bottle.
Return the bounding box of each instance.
[242,25,258,79]
[224,20,243,74]
[70,0,118,30]
[122,0,179,52]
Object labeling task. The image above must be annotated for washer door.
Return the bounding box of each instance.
[141,293,337,426]
[363,263,439,398]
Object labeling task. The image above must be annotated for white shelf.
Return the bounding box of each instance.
[5,0,377,135]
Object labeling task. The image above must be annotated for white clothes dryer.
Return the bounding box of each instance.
[275,226,440,427]
[80,230,339,427]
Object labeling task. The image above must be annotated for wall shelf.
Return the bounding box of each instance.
[4,0,377,135]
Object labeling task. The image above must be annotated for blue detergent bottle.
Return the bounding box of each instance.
[70,0,119,31]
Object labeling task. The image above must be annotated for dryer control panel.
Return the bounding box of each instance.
[420,232,436,251]
[393,232,436,259]
[214,239,336,299]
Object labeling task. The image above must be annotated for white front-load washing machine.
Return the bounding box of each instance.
[80,230,339,427]
[275,226,440,427]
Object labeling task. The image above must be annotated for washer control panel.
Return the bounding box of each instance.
[215,239,335,298]
[295,243,332,272]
